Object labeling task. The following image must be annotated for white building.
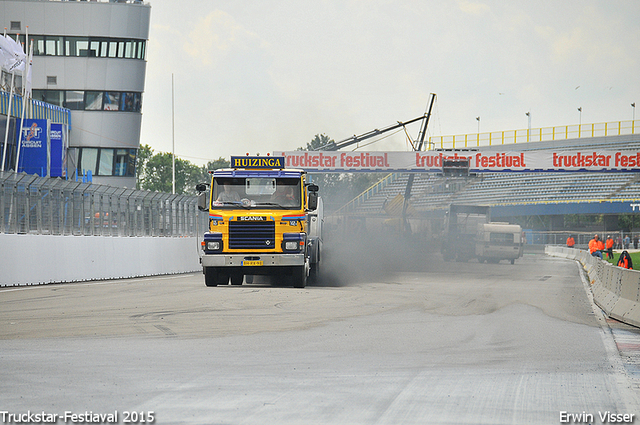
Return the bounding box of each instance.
[1,0,151,188]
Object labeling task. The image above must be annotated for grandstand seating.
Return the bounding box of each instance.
[347,171,640,216]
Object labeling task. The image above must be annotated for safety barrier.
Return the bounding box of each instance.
[546,246,640,328]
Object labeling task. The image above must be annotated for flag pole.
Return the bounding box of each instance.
[1,32,25,173]
[1,71,15,172]
[15,31,30,173]
[172,73,175,194]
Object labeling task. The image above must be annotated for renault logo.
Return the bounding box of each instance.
[265,240,271,246]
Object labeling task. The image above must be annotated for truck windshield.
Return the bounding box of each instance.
[212,177,301,209]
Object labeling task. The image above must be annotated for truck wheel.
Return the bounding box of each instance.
[204,268,218,287]
[205,268,230,286]
[230,273,243,285]
[293,265,307,288]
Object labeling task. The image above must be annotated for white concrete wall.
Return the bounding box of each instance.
[546,245,640,329]
[0,234,201,286]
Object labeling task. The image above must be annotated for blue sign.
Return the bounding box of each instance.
[18,119,48,176]
[49,123,65,177]
[230,156,285,169]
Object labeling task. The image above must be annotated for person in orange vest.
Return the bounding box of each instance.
[605,235,614,259]
[588,234,604,259]
[617,250,633,269]
[566,236,575,248]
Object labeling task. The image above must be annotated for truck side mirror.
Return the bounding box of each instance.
[197,191,209,211]
[307,184,319,211]
[196,183,208,193]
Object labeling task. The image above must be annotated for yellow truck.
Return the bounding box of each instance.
[196,156,322,288]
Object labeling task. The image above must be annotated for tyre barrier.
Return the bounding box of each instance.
[546,246,640,328]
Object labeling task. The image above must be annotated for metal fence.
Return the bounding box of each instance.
[429,119,640,149]
[1,171,207,237]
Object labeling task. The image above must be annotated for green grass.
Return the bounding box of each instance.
[603,250,640,268]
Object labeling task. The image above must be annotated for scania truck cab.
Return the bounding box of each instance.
[196,156,322,288]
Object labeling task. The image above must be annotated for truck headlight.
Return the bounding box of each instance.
[206,240,221,251]
[202,233,223,252]
[282,233,305,252]
[284,241,299,250]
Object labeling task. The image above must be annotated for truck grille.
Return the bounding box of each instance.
[229,221,276,250]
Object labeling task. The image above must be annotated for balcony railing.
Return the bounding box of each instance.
[429,119,640,150]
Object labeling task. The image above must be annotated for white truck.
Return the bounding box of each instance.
[475,222,523,264]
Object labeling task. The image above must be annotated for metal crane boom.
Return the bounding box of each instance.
[313,114,427,151]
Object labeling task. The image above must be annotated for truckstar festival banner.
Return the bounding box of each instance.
[274,150,640,173]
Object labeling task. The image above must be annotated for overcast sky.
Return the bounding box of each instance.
[139,0,640,166]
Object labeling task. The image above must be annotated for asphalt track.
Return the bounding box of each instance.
[1,248,640,424]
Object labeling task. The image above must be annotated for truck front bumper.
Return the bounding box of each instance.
[201,253,305,268]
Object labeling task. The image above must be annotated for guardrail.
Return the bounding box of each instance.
[546,245,640,328]
[1,171,206,237]
[429,119,640,150]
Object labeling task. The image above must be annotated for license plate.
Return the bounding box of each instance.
[242,260,263,266]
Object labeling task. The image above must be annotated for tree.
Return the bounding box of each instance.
[197,157,230,184]
[136,149,223,195]
[298,134,383,212]
[135,144,154,190]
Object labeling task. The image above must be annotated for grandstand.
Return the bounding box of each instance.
[337,133,640,220]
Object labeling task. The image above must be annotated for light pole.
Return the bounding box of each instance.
[476,116,480,133]
[632,103,636,121]
[577,107,582,137]
[525,112,531,142]
[577,107,582,124]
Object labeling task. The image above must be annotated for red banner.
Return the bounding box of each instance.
[273,150,640,172]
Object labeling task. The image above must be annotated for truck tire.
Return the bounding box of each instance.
[230,273,243,285]
[204,268,229,287]
[204,267,217,287]
[293,265,307,288]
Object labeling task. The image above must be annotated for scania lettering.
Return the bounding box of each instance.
[196,156,323,288]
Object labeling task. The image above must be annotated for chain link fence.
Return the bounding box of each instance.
[1,171,207,237]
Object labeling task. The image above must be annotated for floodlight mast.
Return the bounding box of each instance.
[313,100,435,152]
[402,94,437,233]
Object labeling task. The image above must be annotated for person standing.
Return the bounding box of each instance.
[589,234,604,259]
[617,250,633,269]
[605,235,614,259]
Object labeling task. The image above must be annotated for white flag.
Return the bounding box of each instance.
[0,34,26,73]
[24,41,33,98]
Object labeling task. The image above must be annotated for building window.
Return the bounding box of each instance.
[33,90,143,113]
[104,92,120,111]
[114,149,136,176]
[121,92,141,112]
[20,34,145,59]
[99,149,114,175]
[79,148,99,175]
[47,36,64,56]
[33,90,63,107]
[64,90,84,110]
[85,91,104,110]
[78,147,137,177]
